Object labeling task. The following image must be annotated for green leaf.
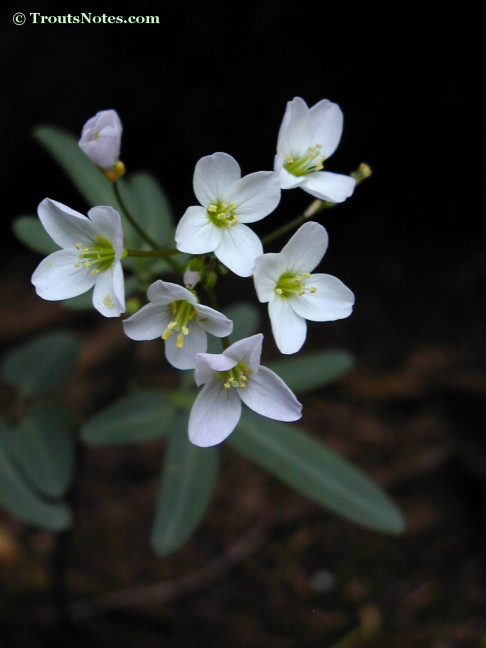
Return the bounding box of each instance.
[267,350,354,394]
[4,403,76,499]
[151,410,219,555]
[12,215,58,254]
[1,331,82,396]
[230,412,405,534]
[33,125,122,212]
[0,422,72,531]
[81,390,177,445]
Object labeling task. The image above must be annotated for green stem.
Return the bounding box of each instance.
[202,283,230,349]
[113,181,161,251]
[262,163,372,246]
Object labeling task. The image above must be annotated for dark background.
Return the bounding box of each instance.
[1,3,485,647]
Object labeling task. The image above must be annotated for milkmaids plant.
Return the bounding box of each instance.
[3,101,404,573]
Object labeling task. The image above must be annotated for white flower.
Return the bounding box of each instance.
[122,280,233,370]
[79,109,122,170]
[31,198,125,318]
[175,152,281,277]
[189,333,302,447]
[253,222,354,354]
[275,97,356,203]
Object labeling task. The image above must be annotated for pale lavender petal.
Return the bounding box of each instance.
[32,249,96,300]
[188,379,242,447]
[215,224,263,277]
[147,280,196,306]
[223,333,263,374]
[268,296,307,355]
[290,274,355,321]
[79,110,122,169]
[226,171,281,223]
[309,99,343,159]
[280,221,329,274]
[164,322,207,370]
[194,353,238,386]
[122,303,170,340]
[193,152,241,207]
[87,206,124,257]
[195,304,233,337]
[111,262,125,311]
[175,206,223,254]
[303,171,356,203]
[239,366,302,421]
[92,266,125,317]
[37,198,94,249]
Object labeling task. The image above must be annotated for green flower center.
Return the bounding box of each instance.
[275,272,317,298]
[207,201,238,228]
[216,362,251,390]
[162,300,197,348]
[283,144,325,177]
[75,235,115,275]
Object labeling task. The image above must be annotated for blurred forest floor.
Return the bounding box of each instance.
[0,251,485,648]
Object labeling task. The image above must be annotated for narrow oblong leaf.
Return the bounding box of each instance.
[151,410,219,555]
[1,331,82,396]
[230,412,405,534]
[267,350,354,394]
[0,423,72,531]
[5,403,76,499]
[81,390,176,445]
[12,215,58,254]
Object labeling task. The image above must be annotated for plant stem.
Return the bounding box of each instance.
[113,181,161,251]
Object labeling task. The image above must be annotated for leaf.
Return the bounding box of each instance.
[267,350,354,394]
[151,410,219,555]
[1,331,82,396]
[229,412,405,534]
[81,390,177,445]
[4,403,76,499]
[0,422,72,531]
[12,215,58,254]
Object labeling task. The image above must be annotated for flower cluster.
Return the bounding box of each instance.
[31,98,357,447]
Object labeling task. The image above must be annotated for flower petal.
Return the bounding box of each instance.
[226,171,281,223]
[164,321,207,370]
[239,366,302,421]
[252,252,289,303]
[194,353,238,386]
[195,304,233,337]
[276,164,307,190]
[223,333,263,374]
[123,302,170,340]
[37,198,95,249]
[188,378,242,447]
[87,206,124,258]
[268,296,307,355]
[309,99,343,159]
[303,171,356,203]
[193,152,241,207]
[175,206,223,254]
[290,274,355,321]
[92,265,125,317]
[280,221,329,274]
[147,280,196,306]
[31,249,96,300]
[277,97,313,159]
[215,224,263,277]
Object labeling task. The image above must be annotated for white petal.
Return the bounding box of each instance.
[223,333,263,374]
[32,249,96,300]
[280,221,329,274]
[188,379,242,447]
[195,304,233,337]
[215,225,263,277]
[79,110,122,169]
[37,198,94,249]
[123,303,170,340]
[309,99,343,159]
[193,152,241,206]
[268,296,307,355]
[175,206,223,254]
[303,172,356,203]
[277,165,307,190]
[277,97,313,159]
[164,322,207,370]
[147,280,195,306]
[194,352,238,386]
[290,274,355,321]
[226,171,281,223]
[252,252,288,303]
[87,206,124,258]
[239,366,302,421]
[92,266,124,317]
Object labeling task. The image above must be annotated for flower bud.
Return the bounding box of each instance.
[79,109,122,170]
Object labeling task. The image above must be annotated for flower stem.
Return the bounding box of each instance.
[262,162,372,246]
[113,181,162,251]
